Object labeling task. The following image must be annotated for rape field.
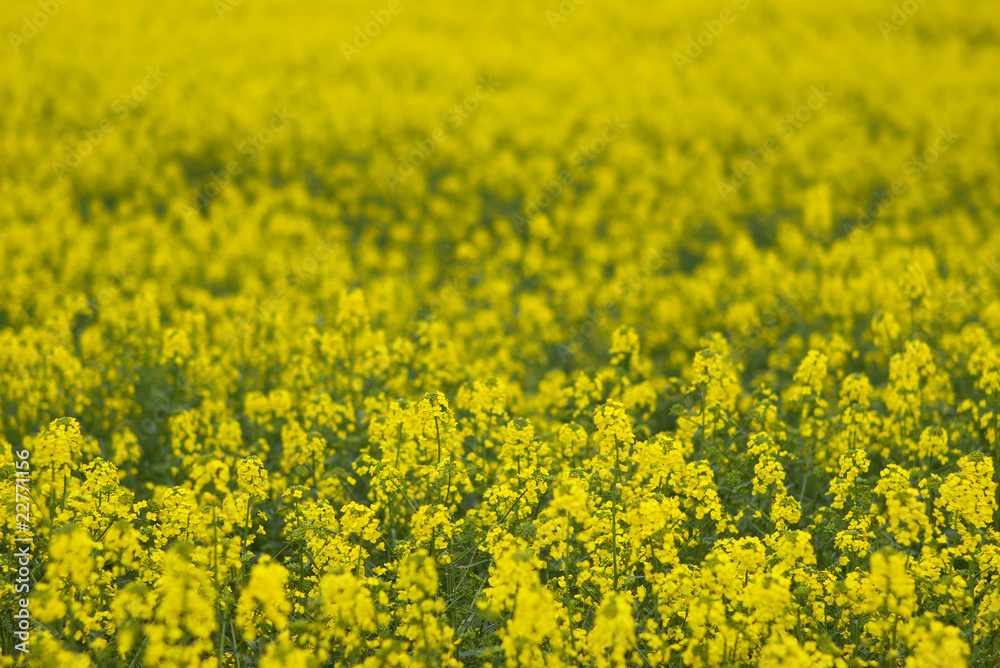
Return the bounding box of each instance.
[2,0,1000,665]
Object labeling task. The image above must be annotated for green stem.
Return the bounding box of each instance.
[435,416,443,504]
[214,507,225,665]
[700,387,706,455]
[240,496,253,586]
[395,423,403,468]
[311,451,319,499]
[612,435,620,592]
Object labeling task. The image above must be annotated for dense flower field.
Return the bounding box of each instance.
[2,0,1000,666]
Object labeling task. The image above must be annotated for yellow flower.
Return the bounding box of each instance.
[236,556,291,641]
[905,621,969,668]
[237,455,270,498]
[936,453,997,530]
[586,592,635,668]
[593,400,635,458]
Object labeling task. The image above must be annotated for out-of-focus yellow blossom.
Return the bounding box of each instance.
[237,557,291,642]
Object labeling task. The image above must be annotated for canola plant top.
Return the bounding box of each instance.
[1,0,1000,666]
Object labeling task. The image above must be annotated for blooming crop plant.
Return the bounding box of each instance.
[1,0,999,666]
